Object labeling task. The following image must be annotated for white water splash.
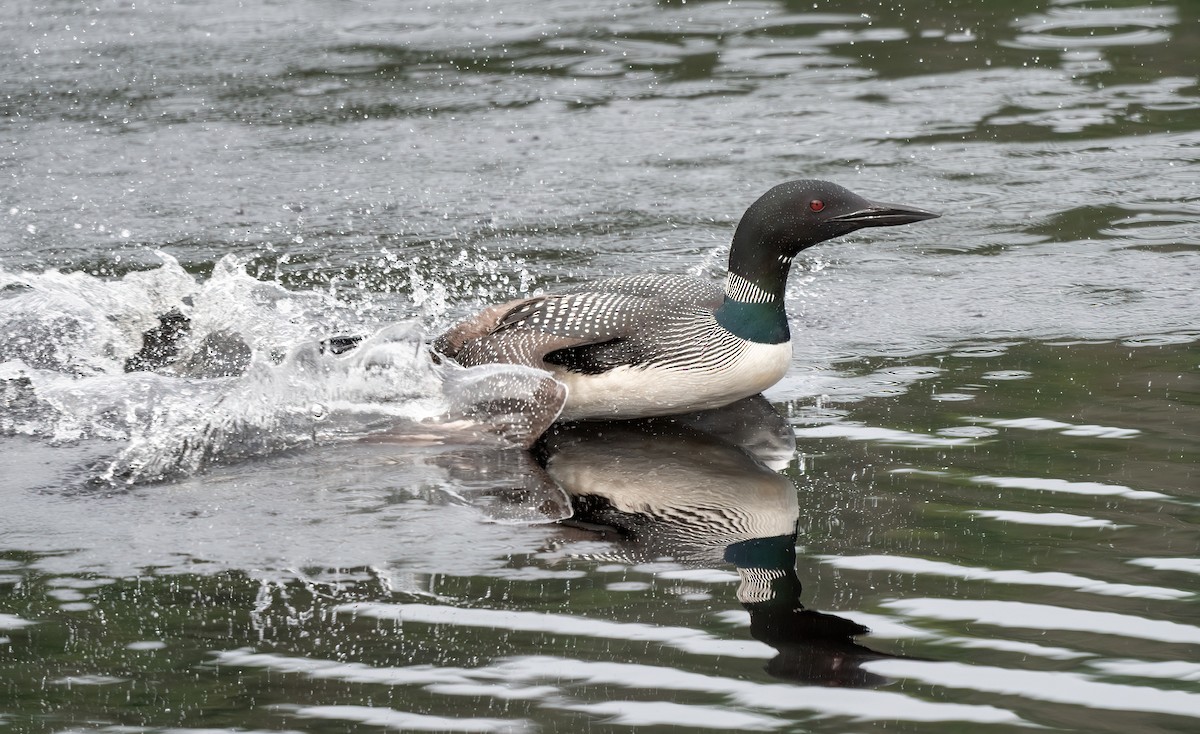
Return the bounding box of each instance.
[1,254,563,484]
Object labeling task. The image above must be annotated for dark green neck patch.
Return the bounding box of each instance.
[714,299,790,344]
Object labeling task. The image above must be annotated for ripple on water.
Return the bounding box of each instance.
[51,675,126,686]
[1121,332,1200,347]
[950,345,1012,358]
[1129,558,1200,576]
[217,648,1024,726]
[941,636,1091,661]
[936,426,997,438]
[1007,5,1178,50]
[126,641,169,651]
[971,475,1167,500]
[282,704,532,733]
[863,658,1200,719]
[550,701,789,731]
[1009,27,1172,50]
[931,392,977,402]
[333,602,775,659]
[0,614,36,630]
[793,424,975,448]
[976,417,1142,440]
[820,555,1190,600]
[969,510,1125,529]
[1089,659,1200,682]
[882,598,1200,645]
[980,370,1032,380]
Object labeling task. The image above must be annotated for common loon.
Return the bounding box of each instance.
[434,180,939,420]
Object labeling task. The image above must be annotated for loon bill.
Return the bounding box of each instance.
[434,179,939,421]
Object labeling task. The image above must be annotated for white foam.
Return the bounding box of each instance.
[1,255,562,484]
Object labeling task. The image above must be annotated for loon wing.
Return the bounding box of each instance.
[434,293,634,369]
[565,274,723,310]
[435,289,697,372]
[434,275,724,372]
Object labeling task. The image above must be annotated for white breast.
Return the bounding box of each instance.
[553,339,792,420]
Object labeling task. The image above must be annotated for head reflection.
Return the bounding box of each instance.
[533,396,897,687]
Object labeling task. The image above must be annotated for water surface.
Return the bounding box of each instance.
[2,0,1198,732]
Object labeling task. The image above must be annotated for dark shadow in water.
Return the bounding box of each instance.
[532,396,905,687]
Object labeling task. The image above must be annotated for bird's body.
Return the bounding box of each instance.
[548,321,792,421]
[434,180,938,423]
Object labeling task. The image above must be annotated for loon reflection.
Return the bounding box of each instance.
[532,396,898,687]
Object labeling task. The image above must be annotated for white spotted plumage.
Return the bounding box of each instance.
[434,273,793,421]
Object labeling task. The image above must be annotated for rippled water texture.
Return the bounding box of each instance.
[1,0,1198,732]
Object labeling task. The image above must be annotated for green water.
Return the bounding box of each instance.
[4,339,1196,731]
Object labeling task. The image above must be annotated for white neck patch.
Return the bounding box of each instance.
[724,272,775,304]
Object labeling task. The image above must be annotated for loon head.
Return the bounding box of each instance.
[734,179,940,258]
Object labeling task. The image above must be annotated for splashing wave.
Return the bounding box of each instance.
[1,254,561,484]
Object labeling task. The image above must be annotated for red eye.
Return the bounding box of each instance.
[809,199,825,212]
